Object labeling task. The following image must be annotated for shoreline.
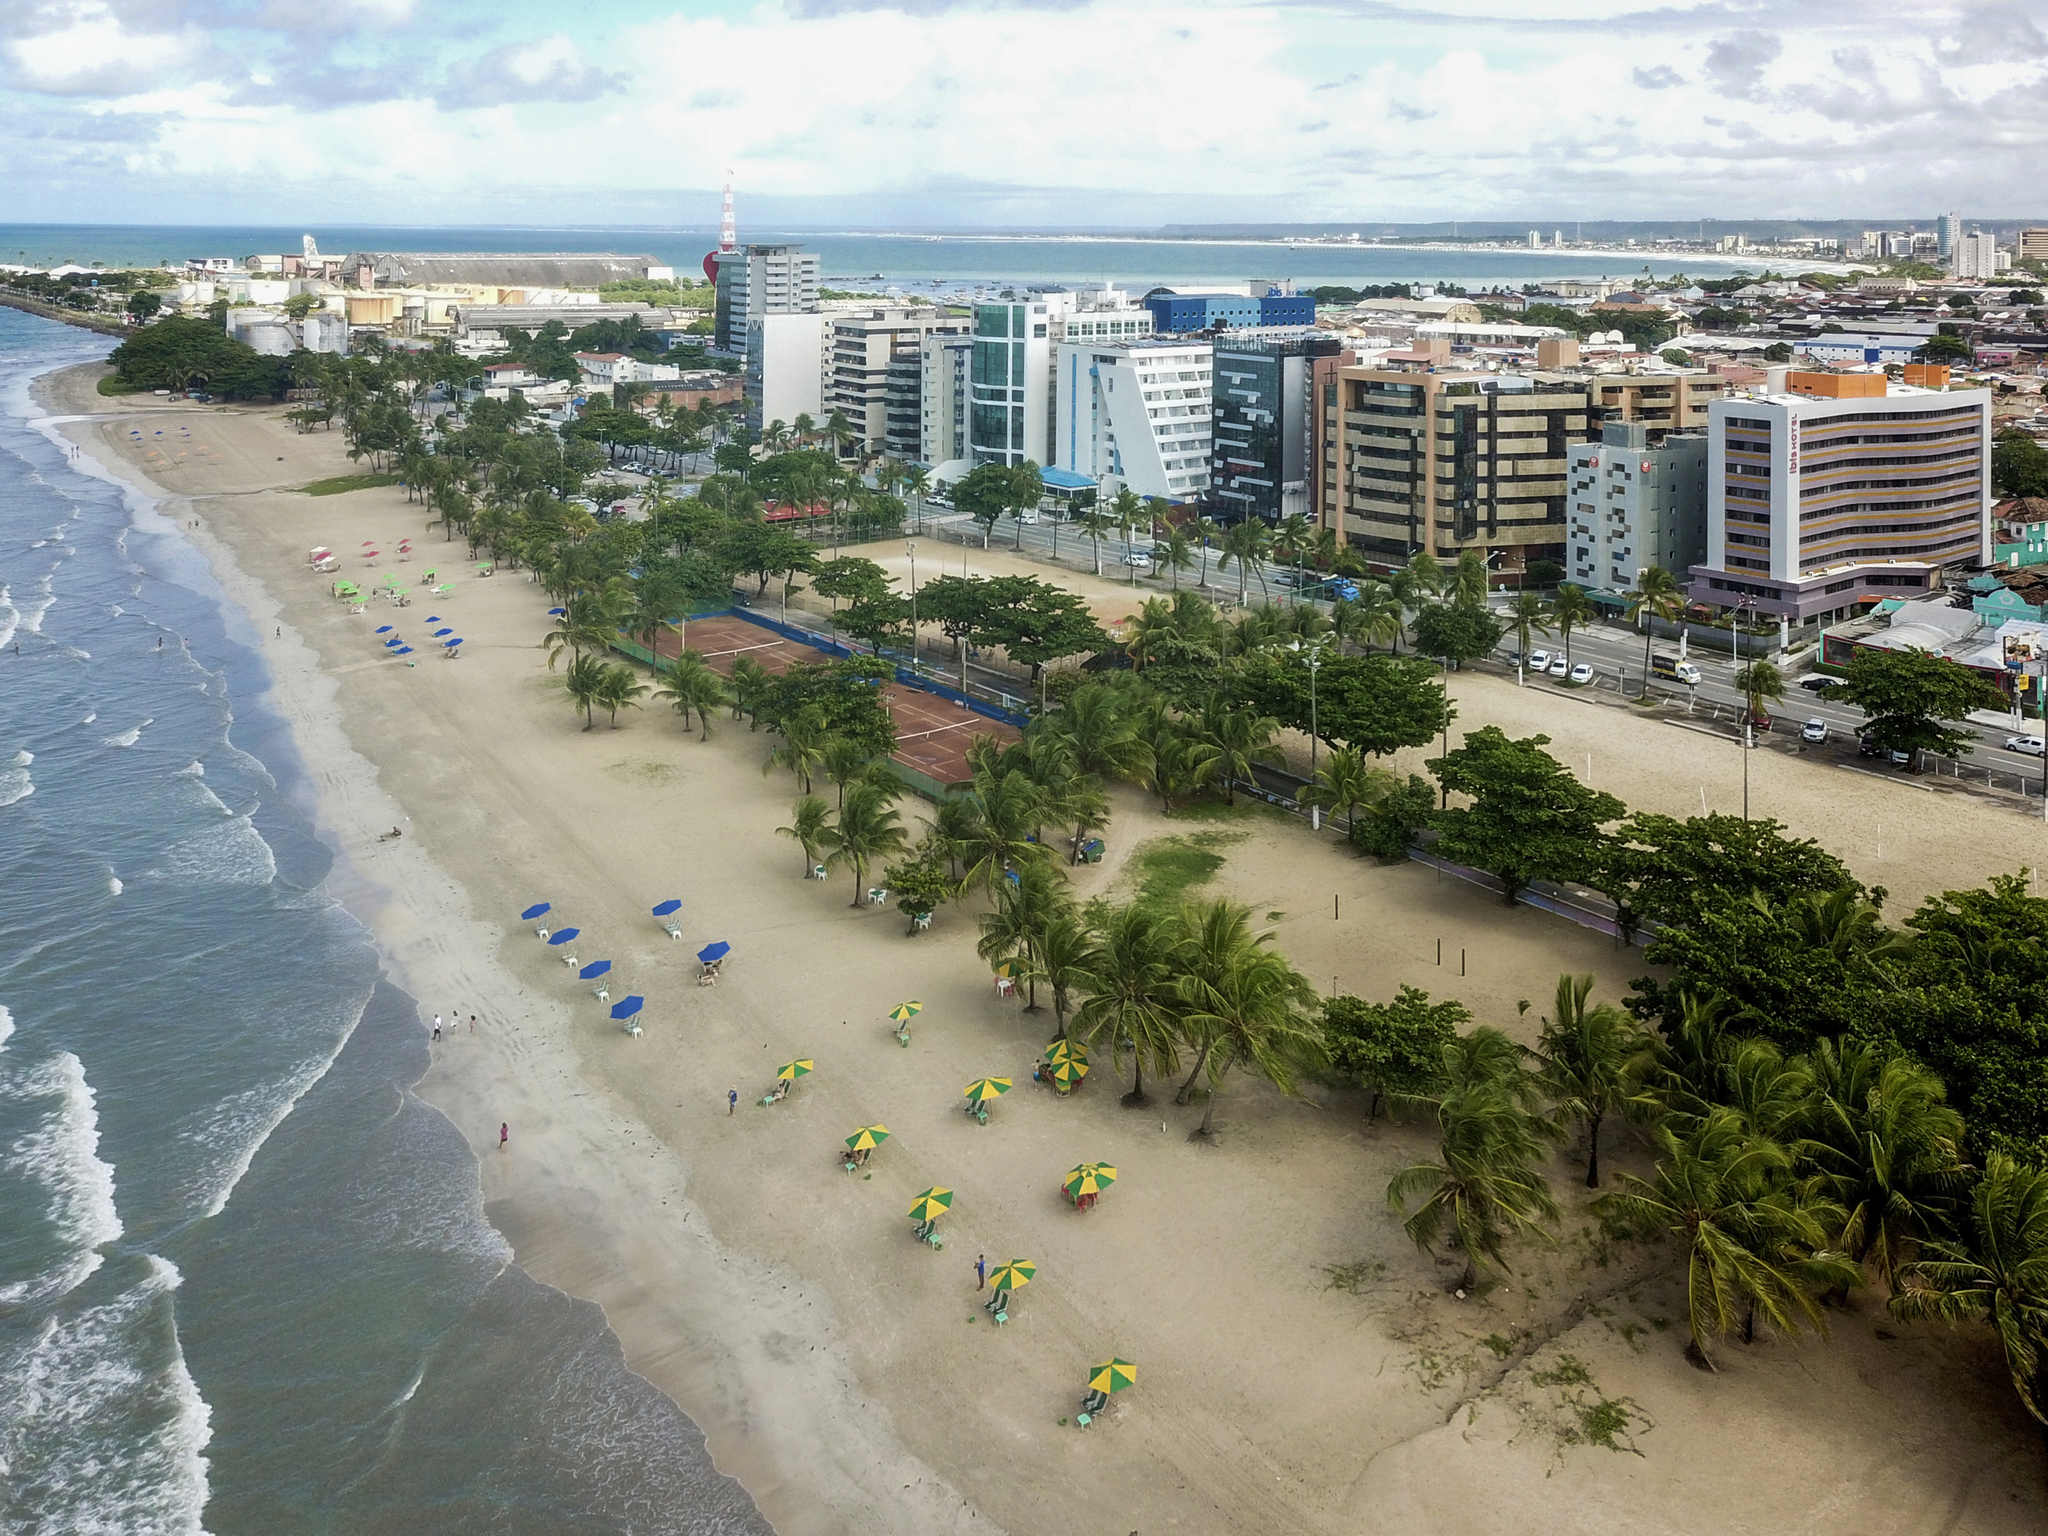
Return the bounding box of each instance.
[29,363,976,1536]
[0,290,130,337]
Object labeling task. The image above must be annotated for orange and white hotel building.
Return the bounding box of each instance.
[1688,369,1991,628]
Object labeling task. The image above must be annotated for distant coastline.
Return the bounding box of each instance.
[0,288,127,336]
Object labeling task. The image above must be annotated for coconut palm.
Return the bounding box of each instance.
[1388,1073,1562,1292]
[1448,549,1490,608]
[820,781,907,908]
[728,655,771,726]
[975,858,1064,1009]
[594,661,647,728]
[928,794,983,883]
[821,734,884,811]
[1188,695,1283,806]
[1532,973,1654,1188]
[762,707,831,794]
[1036,896,1098,1036]
[1217,518,1273,606]
[653,651,727,740]
[1733,659,1785,729]
[1124,596,1178,673]
[1803,1039,1967,1291]
[1042,683,1150,787]
[1073,900,1181,1104]
[955,768,1051,898]
[1597,1109,1857,1370]
[1504,591,1551,684]
[1157,526,1197,592]
[540,590,622,671]
[1890,1154,2048,1425]
[776,794,833,878]
[1167,899,1323,1135]
[1273,512,1316,601]
[561,653,607,731]
[1624,565,1685,695]
[1301,745,1395,831]
[1332,581,1403,655]
[1141,717,1202,813]
[1075,502,1114,578]
[1106,487,1148,582]
[1547,582,1597,668]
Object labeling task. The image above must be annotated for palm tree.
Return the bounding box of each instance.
[1167,899,1323,1135]
[776,794,833,879]
[1733,659,1784,729]
[1273,512,1316,601]
[1124,596,1177,673]
[1188,695,1283,806]
[1803,1039,1967,1292]
[653,651,727,740]
[1075,502,1114,578]
[1036,901,1097,1039]
[1301,746,1395,830]
[1448,549,1490,608]
[1333,580,1402,654]
[1531,973,1653,1188]
[975,859,1063,1009]
[955,768,1050,898]
[595,662,647,728]
[561,653,607,731]
[821,734,880,811]
[1108,487,1147,584]
[1044,683,1150,787]
[902,464,930,533]
[1504,591,1551,684]
[1141,717,1201,813]
[928,794,983,883]
[1218,518,1273,606]
[1624,565,1684,696]
[762,707,830,794]
[1388,1074,1562,1292]
[1074,900,1180,1104]
[820,781,907,908]
[728,655,771,727]
[1891,1154,2048,1426]
[1547,582,1596,669]
[1158,526,1196,592]
[1597,1109,1857,1369]
[540,590,621,670]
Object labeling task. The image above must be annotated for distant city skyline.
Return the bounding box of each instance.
[4,0,2045,226]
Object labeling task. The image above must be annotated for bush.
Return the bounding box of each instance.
[1348,773,1434,860]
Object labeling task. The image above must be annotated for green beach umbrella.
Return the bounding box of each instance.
[1087,1358,1137,1395]
[845,1124,891,1153]
[906,1187,953,1222]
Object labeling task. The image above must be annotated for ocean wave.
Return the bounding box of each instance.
[80,712,95,725]
[174,761,204,779]
[0,1051,124,1307]
[0,585,15,651]
[12,750,33,766]
[153,815,277,887]
[106,868,123,897]
[0,1254,213,1535]
[0,768,32,807]
[101,718,152,749]
[0,1003,12,1055]
[19,572,54,634]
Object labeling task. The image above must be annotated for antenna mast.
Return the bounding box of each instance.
[720,172,737,252]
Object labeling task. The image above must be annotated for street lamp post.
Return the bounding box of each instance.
[1292,636,1327,781]
[1736,596,1756,822]
[906,541,918,672]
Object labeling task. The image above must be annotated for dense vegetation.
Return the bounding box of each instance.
[106,316,289,399]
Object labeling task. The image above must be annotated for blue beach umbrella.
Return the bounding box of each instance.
[521,902,552,920]
[375,625,394,634]
[610,995,644,1022]
[579,959,612,979]
[547,927,580,946]
[394,647,414,655]
[696,940,730,965]
[548,606,566,617]
[443,638,461,649]
[651,899,682,917]
[433,627,453,637]
[384,637,404,648]
[425,615,441,622]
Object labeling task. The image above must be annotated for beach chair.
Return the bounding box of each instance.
[1080,1389,1109,1416]
[911,911,932,933]
[560,951,578,969]
[895,1023,912,1048]
[535,925,550,941]
[662,916,682,940]
[866,886,888,907]
[592,984,610,1004]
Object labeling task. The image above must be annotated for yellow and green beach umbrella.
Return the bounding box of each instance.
[963,1076,1012,1105]
[1043,1055,1089,1089]
[1043,1038,1088,1067]
[887,1000,923,1023]
[777,1058,814,1082]
[906,1187,954,1222]
[987,1259,1036,1292]
[1064,1162,1118,1201]
[1087,1358,1137,1395]
[991,959,1020,979]
[845,1124,891,1152]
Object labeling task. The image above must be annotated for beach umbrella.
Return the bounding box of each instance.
[963,1076,1012,1104]
[521,902,552,920]
[987,1259,1036,1292]
[433,627,453,637]
[845,1124,891,1152]
[696,940,730,965]
[1064,1162,1117,1201]
[991,959,1019,979]
[425,615,441,623]
[362,540,375,546]
[578,959,612,979]
[443,638,461,649]
[1044,1055,1089,1089]
[1044,1038,1089,1067]
[384,637,404,648]
[610,995,645,1022]
[375,625,394,634]
[651,898,682,917]
[776,1058,814,1082]
[547,927,580,946]
[1087,1359,1137,1395]
[394,647,414,656]
[906,1187,953,1222]
[887,1000,923,1023]
[548,606,566,616]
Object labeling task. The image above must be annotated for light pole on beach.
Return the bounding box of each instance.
[906,541,918,672]
[1291,635,1328,811]
[1736,595,1756,822]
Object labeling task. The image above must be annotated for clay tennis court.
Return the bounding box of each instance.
[663,613,1019,787]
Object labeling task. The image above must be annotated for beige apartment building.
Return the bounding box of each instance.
[2017,228,2048,265]
[827,307,969,457]
[1584,370,1731,434]
[1318,367,1590,571]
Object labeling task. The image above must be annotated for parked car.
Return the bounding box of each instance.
[1501,648,1522,668]
[1801,718,1829,743]
[1526,649,1552,673]
[1122,552,1152,568]
[1547,656,1570,678]
[1797,675,1833,693]
[2005,735,2046,756]
[1568,662,1594,685]
[1858,735,1910,766]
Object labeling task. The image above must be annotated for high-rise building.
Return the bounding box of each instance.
[1938,211,1963,258]
[1567,423,1708,593]
[1318,368,1591,572]
[1210,335,1345,524]
[1584,371,1731,434]
[714,244,820,355]
[967,293,1151,469]
[1689,372,1992,626]
[743,312,827,435]
[918,333,973,468]
[826,306,970,457]
[1053,338,1214,503]
[2018,228,2048,265]
[1528,230,1542,249]
[1952,230,2002,280]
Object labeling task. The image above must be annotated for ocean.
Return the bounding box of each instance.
[0,222,1766,292]
[0,306,770,1532]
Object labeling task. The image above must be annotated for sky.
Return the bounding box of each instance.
[3,0,2046,228]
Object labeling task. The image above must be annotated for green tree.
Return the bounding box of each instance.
[1822,647,2008,765]
[820,781,907,908]
[1993,428,2048,499]
[884,841,954,931]
[1890,1154,2048,1425]
[1547,583,1596,668]
[1503,591,1551,684]
[954,767,1051,898]
[1323,986,1467,1119]
[560,654,608,730]
[975,858,1065,1010]
[1168,899,1324,1136]
[1429,728,1625,901]
[1733,659,1784,729]
[1217,517,1274,605]
[1623,566,1685,696]
[1188,695,1282,806]
[1600,812,1857,933]
[1915,333,1973,365]
[955,461,1017,549]
[125,289,162,322]
[653,650,727,739]
[1348,773,1435,861]
[762,706,831,794]
[593,662,647,728]
[775,794,833,878]
[541,589,624,671]
[1532,974,1652,1187]
[1410,601,1505,667]
[1074,900,1181,1103]
[1301,745,1396,831]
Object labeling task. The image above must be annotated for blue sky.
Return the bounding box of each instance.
[3,0,2045,227]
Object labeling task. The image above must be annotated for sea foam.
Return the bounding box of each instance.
[101,718,152,749]
[0,768,32,808]
[0,1051,124,1307]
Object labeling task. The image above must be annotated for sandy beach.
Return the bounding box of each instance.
[35,363,2044,1535]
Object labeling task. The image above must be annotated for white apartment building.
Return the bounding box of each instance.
[827,307,970,457]
[715,244,821,355]
[966,292,1153,469]
[1566,423,1708,594]
[573,352,680,391]
[1053,337,1214,503]
[744,312,828,434]
[919,333,973,469]
[1952,230,2003,280]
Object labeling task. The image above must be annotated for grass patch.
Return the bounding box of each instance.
[1127,830,1237,912]
[96,374,142,397]
[1320,1258,1388,1294]
[300,472,401,496]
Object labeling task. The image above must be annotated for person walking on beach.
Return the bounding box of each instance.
[469,1014,477,1033]
[728,1087,738,1116]
[432,1013,443,1041]
[499,1122,509,1151]
[974,1254,986,1290]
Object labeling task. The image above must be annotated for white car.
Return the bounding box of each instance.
[1802,718,1829,743]
[1122,552,1152,567]
[1547,656,1571,678]
[1568,662,1595,685]
[1526,649,1552,673]
[2005,734,2046,756]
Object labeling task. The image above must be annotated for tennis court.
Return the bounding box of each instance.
[667,614,1018,787]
